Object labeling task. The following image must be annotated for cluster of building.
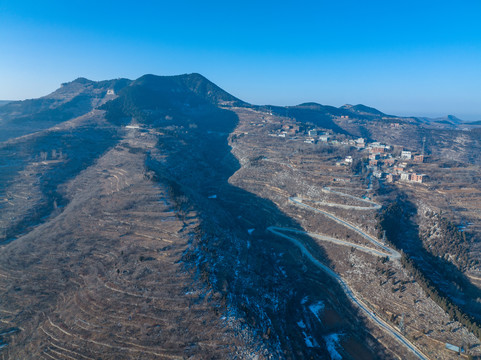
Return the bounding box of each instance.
[384,171,427,184]
[336,138,428,184]
[269,124,300,138]
[270,125,362,149]
[269,126,337,144]
[364,141,427,184]
[268,122,429,185]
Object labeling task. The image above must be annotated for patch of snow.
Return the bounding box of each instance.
[309,301,325,322]
[324,333,343,360]
[300,296,309,305]
[302,331,319,348]
[185,290,201,296]
[297,320,306,329]
[247,228,255,235]
[208,194,217,199]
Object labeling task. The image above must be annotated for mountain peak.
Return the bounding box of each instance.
[446,114,464,124]
[340,104,385,116]
[295,102,324,109]
[417,114,465,125]
[60,77,93,86]
[73,77,93,84]
[131,73,245,106]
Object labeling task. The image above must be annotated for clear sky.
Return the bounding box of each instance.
[1,0,480,120]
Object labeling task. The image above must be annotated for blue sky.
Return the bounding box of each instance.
[1,0,481,119]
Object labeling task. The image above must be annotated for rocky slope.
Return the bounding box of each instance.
[1,73,480,359]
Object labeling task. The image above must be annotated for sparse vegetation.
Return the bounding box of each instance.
[2,74,481,359]
[377,201,481,340]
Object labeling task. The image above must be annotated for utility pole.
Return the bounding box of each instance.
[422,136,426,156]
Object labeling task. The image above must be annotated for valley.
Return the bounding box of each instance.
[0,74,480,359]
[227,106,481,359]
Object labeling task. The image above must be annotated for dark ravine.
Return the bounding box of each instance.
[1,73,480,359]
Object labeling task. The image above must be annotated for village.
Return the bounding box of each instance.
[235,106,481,359]
[266,117,429,185]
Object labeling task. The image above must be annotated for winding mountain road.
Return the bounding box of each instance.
[268,190,429,360]
[289,196,400,260]
[268,226,392,259]
[320,187,382,210]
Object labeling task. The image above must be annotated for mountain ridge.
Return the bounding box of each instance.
[0,100,13,107]
[340,103,387,116]
[0,73,473,143]
[416,114,465,125]
[132,73,246,106]
[1,72,481,359]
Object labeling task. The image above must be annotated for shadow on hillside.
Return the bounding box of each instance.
[381,195,481,324]
[145,106,388,359]
[0,125,121,244]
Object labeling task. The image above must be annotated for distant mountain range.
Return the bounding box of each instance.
[1,72,481,358]
[0,100,12,107]
[416,114,464,125]
[0,77,131,141]
[466,120,481,125]
[340,103,386,116]
[0,73,478,142]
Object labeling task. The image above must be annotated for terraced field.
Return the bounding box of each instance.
[0,128,261,359]
[2,74,481,359]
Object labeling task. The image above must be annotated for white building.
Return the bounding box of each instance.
[373,170,384,178]
[400,172,411,181]
[401,150,412,160]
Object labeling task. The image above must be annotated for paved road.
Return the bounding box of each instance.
[289,197,400,260]
[268,226,391,258]
[467,274,481,281]
[267,226,429,360]
[269,188,429,359]
[321,187,382,210]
